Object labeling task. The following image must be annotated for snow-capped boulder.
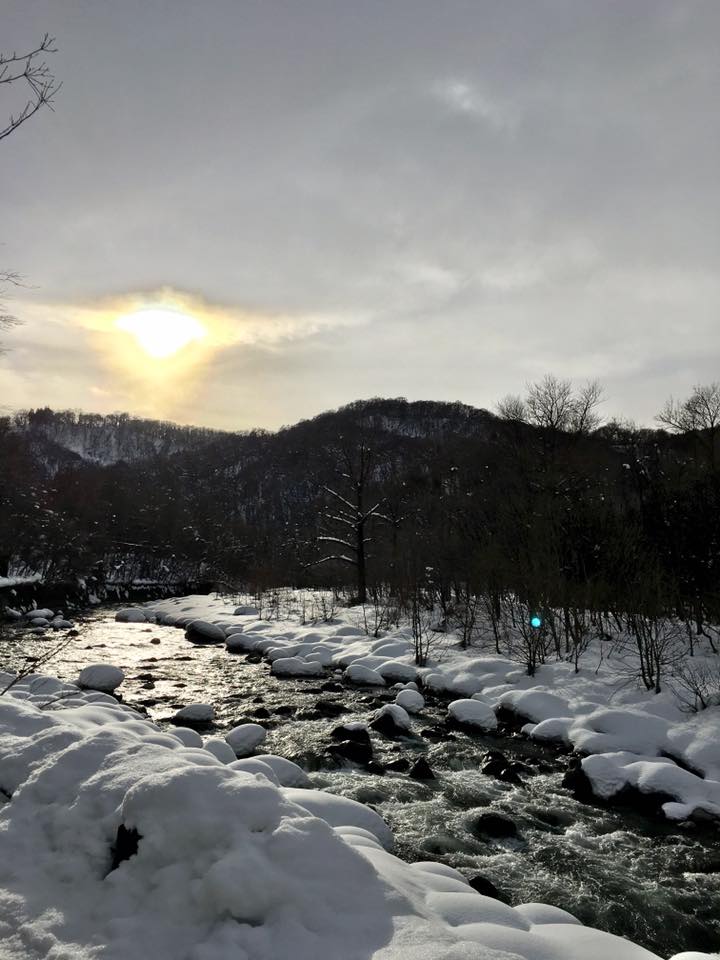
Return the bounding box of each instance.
[448,698,498,731]
[184,620,226,645]
[228,758,281,785]
[271,657,324,678]
[169,727,203,748]
[51,618,73,629]
[233,605,258,616]
[203,738,237,763]
[378,660,419,683]
[253,754,311,787]
[77,664,125,693]
[370,703,412,736]
[225,723,267,757]
[344,663,385,686]
[29,617,50,627]
[226,632,260,652]
[115,608,148,623]
[282,787,394,850]
[172,703,215,727]
[395,688,425,713]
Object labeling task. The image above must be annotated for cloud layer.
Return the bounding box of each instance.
[1,0,718,428]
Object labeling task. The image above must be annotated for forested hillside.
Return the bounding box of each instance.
[1,394,719,633]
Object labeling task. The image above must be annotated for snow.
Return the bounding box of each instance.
[0,672,711,960]
[77,664,125,693]
[449,698,498,731]
[225,722,267,756]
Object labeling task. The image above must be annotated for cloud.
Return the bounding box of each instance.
[433,79,517,129]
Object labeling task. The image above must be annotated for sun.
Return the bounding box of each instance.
[115,306,207,359]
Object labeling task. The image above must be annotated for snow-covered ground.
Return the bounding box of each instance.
[0,670,711,960]
[1,592,718,959]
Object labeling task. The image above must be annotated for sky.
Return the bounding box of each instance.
[0,0,718,431]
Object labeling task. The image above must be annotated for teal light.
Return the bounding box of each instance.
[530,615,542,629]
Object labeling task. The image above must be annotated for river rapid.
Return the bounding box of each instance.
[11,607,720,957]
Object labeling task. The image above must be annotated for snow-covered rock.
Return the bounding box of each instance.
[184,620,226,644]
[448,698,498,730]
[228,758,281,785]
[172,703,215,726]
[282,787,395,851]
[344,663,385,686]
[115,607,149,623]
[26,608,55,620]
[233,605,259,616]
[271,656,325,677]
[204,737,237,763]
[225,723,267,757]
[77,664,125,693]
[371,703,412,734]
[395,688,425,713]
[253,754,311,788]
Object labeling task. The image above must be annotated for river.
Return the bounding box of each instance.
[10,606,720,957]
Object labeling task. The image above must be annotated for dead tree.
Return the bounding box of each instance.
[1,34,61,142]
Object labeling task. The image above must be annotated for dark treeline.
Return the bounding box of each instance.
[1,386,719,645]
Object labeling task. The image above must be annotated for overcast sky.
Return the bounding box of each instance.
[1,0,718,430]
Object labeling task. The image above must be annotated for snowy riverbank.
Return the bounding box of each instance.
[2,592,718,958]
[0,667,713,960]
[141,594,720,826]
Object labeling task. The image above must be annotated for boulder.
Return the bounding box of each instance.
[468,875,506,901]
[409,758,436,780]
[331,723,370,745]
[327,739,374,765]
[171,703,215,727]
[395,689,425,713]
[115,608,148,623]
[471,812,518,839]
[225,723,267,757]
[77,664,125,693]
[185,620,226,645]
[370,704,412,738]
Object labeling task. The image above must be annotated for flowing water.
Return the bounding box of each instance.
[8,607,720,957]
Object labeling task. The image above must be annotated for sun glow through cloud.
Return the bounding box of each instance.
[115,306,207,359]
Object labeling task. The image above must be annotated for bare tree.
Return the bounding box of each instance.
[310,432,390,603]
[1,34,61,351]
[657,383,720,468]
[1,34,61,143]
[497,375,604,435]
[0,271,21,355]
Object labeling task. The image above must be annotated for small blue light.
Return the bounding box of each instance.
[530,615,542,629]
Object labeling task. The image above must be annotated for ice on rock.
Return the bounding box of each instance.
[225,723,267,757]
[77,664,125,693]
[115,607,149,623]
[448,698,498,731]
